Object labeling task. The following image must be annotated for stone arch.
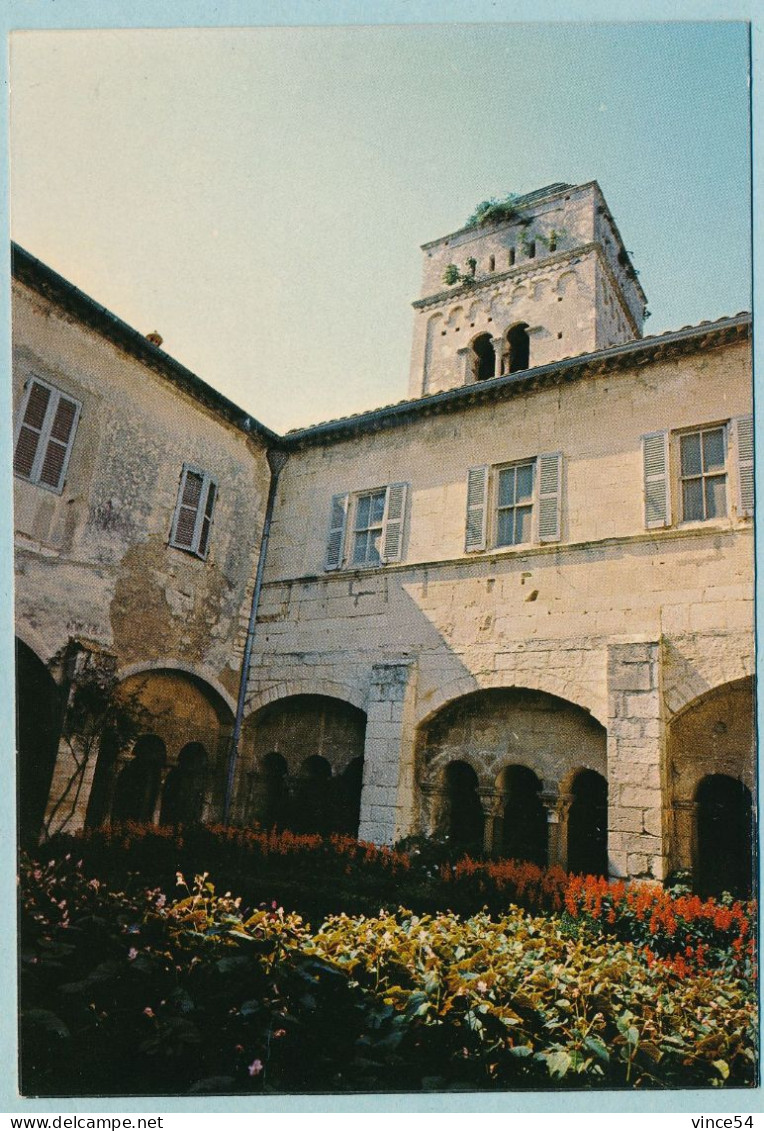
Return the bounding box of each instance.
[445,305,464,328]
[160,741,208,826]
[662,641,754,720]
[112,734,167,823]
[469,332,496,382]
[416,670,606,730]
[245,678,368,719]
[240,694,367,835]
[437,760,484,849]
[566,769,608,877]
[555,270,578,298]
[666,677,755,892]
[88,667,234,828]
[16,637,63,846]
[695,775,753,899]
[504,322,530,374]
[496,764,547,865]
[116,660,237,718]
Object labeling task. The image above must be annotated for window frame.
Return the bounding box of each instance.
[169,463,218,560]
[675,422,729,526]
[325,483,408,571]
[351,487,387,567]
[13,375,82,494]
[465,453,562,554]
[494,459,536,548]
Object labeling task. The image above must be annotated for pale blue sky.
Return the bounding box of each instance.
[10,22,751,433]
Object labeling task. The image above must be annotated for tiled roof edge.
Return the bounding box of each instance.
[12,243,281,447]
[283,313,751,448]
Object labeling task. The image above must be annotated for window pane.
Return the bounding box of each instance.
[368,529,382,563]
[498,468,515,508]
[370,491,386,525]
[680,433,702,476]
[355,495,371,529]
[702,428,725,472]
[515,505,533,543]
[515,463,534,502]
[496,509,514,546]
[705,475,727,519]
[353,531,369,563]
[682,478,704,521]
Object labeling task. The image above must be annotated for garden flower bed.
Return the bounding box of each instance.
[19,849,757,1096]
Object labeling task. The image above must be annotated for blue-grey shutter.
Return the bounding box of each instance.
[325,493,349,570]
[735,415,754,517]
[382,483,408,562]
[537,452,562,542]
[465,467,488,551]
[643,432,669,528]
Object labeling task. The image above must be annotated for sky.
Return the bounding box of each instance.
[9,21,752,434]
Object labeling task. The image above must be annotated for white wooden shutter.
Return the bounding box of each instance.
[537,452,562,542]
[643,432,670,528]
[734,415,754,517]
[465,467,488,551]
[325,493,349,570]
[381,483,408,563]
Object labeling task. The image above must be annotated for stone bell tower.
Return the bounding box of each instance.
[409,181,647,398]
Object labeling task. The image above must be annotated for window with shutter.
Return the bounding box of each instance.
[325,484,409,570]
[643,432,670,528]
[735,415,754,517]
[169,465,217,558]
[14,377,81,493]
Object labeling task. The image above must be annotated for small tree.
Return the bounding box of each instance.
[43,644,150,838]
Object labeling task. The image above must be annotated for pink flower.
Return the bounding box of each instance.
[273,1029,286,1039]
[248,1059,264,1077]
[143,1007,155,1019]
[128,948,138,960]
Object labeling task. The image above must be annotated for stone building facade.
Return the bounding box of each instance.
[12,182,756,896]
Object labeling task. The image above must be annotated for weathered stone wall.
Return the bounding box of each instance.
[249,335,753,872]
[13,278,272,832]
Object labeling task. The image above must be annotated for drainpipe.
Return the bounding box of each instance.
[223,446,289,825]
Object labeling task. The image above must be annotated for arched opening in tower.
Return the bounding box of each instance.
[471,333,495,382]
[507,323,530,373]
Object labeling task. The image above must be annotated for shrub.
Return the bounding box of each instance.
[19,858,757,1094]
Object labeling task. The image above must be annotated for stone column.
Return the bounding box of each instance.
[543,789,572,869]
[607,640,667,882]
[152,766,171,826]
[479,788,504,855]
[358,660,418,846]
[420,781,448,839]
[671,798,697,876]
[456,346,473,385]
[491,337,505,379]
